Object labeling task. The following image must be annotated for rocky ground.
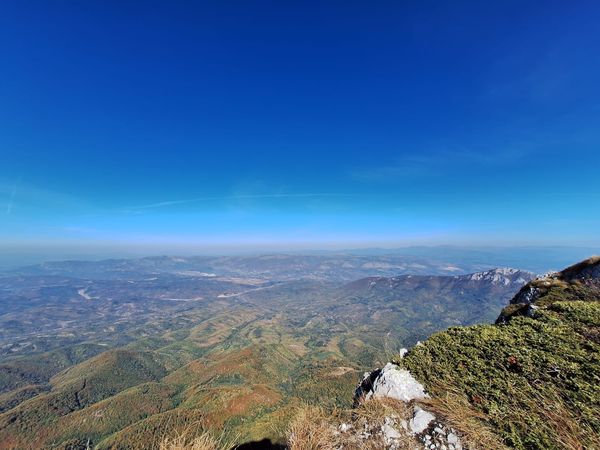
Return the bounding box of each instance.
[337,360,465,450]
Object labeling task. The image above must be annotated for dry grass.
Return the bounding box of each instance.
[160,427,236,450]
[159,387,600,450]
[286,405,340,450]
[419,381,600,450]
[417,386,508,450]
[286,401,416,450]
[351,398,416,450]
[353,397,410,425]
[508,388,600,450]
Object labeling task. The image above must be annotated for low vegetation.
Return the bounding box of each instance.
[399,259,600,449]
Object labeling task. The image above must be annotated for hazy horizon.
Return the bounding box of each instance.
[1,242,598,273]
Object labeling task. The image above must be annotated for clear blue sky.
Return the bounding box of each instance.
[1,1,599,251]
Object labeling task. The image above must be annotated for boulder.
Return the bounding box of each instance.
[355,362,429,403]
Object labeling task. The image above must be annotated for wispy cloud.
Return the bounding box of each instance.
[5,177,21,215]
[351,145,535,183]
[124,193,350,212]
[0,179,92,215]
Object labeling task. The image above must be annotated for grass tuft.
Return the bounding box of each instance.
[286,405,339,450]
[160,427,236,450]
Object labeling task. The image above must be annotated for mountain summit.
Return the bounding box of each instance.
[336,257,600,449]
[467,267,531,286]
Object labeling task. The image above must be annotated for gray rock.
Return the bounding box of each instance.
[409,407,435,434]
[511,285,541,305]
[447,433,459,444]
[381,423,402,443]
[525,303,539,318]
[368,363,429,402]
[339,423,352,432]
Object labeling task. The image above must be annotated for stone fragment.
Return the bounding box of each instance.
[409,407,435,434]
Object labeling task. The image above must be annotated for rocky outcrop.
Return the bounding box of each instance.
[499,256,600,323]
[510,283,543,305]
[559,256,600,282]
[351,356,465,450]
[512,256,600,304]
[355,362,428,404]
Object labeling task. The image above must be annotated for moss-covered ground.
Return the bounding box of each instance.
[400,277,600,449]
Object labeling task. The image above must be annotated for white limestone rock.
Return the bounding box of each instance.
[381,423,402,444]
[339,423,352,433]
[409,406,435,434]
[447,432,459,444]
[353,360,466,449]
[368,363,429,402]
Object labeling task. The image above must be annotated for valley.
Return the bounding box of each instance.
[0,254,534,448]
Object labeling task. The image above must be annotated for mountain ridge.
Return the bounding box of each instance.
[344,267,534,291]
[340,256,600,449]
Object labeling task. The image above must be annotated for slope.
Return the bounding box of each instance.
[399,257,600,449]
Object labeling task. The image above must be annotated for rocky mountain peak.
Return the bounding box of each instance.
[558,255,600,281]
[509,255,600,306]
[467,267,533,286]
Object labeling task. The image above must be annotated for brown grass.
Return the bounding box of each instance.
[507,388,600,450]
[352,397,411,425]
[418,387,508,450]
[286,401,417,450]
[160,428,236,450]
[286,405,340,450]
[351,398,417,450]
[418,381,600,450]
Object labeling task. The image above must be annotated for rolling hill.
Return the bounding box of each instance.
[0,256,534,448]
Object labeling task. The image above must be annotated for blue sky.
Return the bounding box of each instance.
[1,1,600,251]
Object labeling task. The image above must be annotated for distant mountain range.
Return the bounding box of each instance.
[5,253,508,281]
[3,245,597,273]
